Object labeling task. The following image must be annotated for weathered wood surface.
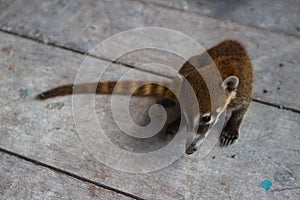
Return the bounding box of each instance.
[0,153,132,200]
[0,0,299,110]
[144,0,300,37]
[1,31,300,199]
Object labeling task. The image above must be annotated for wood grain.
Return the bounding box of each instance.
[0,152,132,199]
[144,0,300,37]
[0,31,299,199]
[0,0,299,110]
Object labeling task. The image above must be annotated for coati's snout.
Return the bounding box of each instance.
[185,124,209,154]
[184,76,240,155]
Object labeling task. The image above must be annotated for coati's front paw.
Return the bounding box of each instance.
[220,129,239,146]
[185,145,197,155]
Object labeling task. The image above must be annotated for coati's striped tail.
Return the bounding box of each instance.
[36,81,177,101]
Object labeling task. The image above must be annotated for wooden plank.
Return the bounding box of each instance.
[0,32,300,199]
[0,32,168,106]
[144,0,300,37]
[0,152,132,199]
[0,0,299,110]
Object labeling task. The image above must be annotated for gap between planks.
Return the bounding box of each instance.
[1,28,299,114]
[0,147,145,200]
[133,0,300,40]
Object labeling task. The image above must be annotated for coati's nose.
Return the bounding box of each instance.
[186,146,197,155]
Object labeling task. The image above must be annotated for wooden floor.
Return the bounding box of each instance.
[1,0,300,199]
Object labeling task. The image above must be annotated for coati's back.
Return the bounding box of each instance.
[207,40,253,110]
[179,40,253,113]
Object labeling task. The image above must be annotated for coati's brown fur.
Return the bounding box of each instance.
[36,40,253,154]
[37,81,176,101]
[175,40,253,153]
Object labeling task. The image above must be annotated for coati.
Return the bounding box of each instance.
[36,40,253,155]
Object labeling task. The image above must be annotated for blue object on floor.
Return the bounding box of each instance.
[259,180,272,191]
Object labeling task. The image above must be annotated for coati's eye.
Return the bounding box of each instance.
[202,115,211,123]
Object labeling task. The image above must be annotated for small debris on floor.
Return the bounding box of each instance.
[46,102,65,110]
[19,88,30,97]
[1,46,13,56]
[259,180,272,191]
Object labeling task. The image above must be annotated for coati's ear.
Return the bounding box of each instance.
[222,76,239,91]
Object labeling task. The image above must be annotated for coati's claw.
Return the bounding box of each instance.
[220,130,239,146]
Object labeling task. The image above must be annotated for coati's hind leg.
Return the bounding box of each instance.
[156,98,177,108]
[156,98,181,135]
[220,106,248,146]
[165,116,181,135]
